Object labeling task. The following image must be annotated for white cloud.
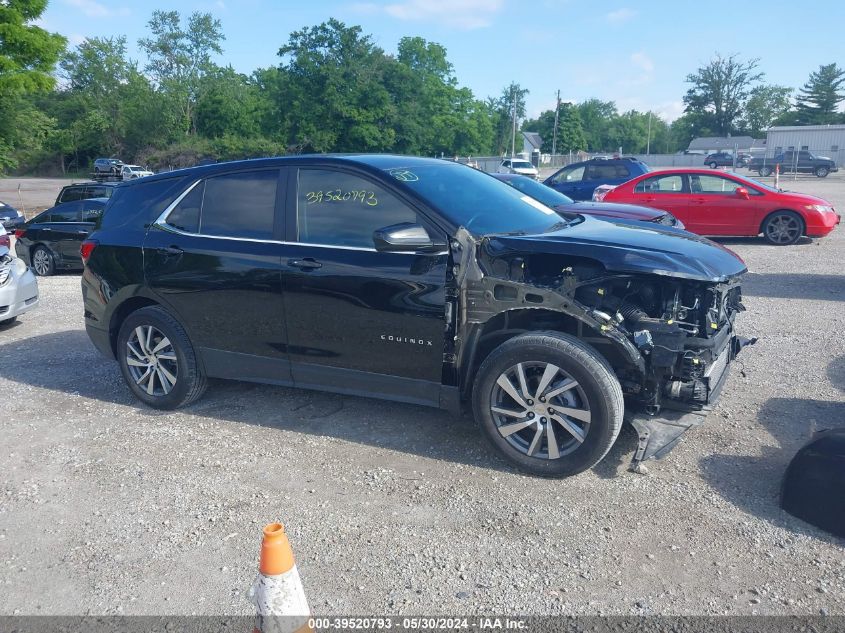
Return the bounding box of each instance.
[381,0,505,30]
[630,51,653,73]
[68,33,87,47]
[62,0,129,18]
[606,7,636,23]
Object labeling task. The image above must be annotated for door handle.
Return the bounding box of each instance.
[160,246,183,257]
[42,227,52,231]
[77,230,89,235]
[692,198,707,204]
[288,258,322,271]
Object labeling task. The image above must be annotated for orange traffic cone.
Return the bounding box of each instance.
[251,523,311,633]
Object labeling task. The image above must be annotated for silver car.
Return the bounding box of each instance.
[0,230,39,326]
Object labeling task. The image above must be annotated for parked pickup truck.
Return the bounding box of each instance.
[747,150,838,178]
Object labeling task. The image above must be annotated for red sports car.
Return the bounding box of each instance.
[597,168,840,245]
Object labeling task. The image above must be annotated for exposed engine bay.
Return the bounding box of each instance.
[445,227,756,468]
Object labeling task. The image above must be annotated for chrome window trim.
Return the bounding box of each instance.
[154,179,440,254]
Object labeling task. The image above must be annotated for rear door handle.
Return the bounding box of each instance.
[288,258,322,271]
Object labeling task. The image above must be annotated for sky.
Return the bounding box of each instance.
[37,0,845,122]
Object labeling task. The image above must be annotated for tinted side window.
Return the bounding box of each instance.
[50,203,82,222]
[552,165,585,183]
[88,186,109,198]
[82,206,104,222]
[200,171,277,239]
[586,164,624,180]
[166,182,204,233]
[635,175,684,193]
[60,187,86,203]
[297,169,417,248]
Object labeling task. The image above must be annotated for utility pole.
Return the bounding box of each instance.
[510,86,517,157]
[552,89,561,157]
[646,111,652,155]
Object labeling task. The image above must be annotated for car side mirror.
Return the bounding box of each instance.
[373,223,445,253]
[735,187,750,199]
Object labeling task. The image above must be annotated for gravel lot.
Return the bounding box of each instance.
[0,175,844,617]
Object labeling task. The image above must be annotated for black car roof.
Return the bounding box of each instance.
[119,154,463,187]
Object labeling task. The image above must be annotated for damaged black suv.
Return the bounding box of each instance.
[82,155,752,477]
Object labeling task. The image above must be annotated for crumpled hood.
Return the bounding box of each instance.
[485,215,747,282]
[559,201,664,220]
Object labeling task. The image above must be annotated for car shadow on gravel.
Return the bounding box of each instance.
[741,272,845,301]
[0,329,644,477]
[699,396,845,542]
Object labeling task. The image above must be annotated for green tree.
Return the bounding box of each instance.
[490,82,528,155]
[195,67,261,139]
[276,19,397,153]
[0,0,65,171]
[556,103,586,152]
[577,99,618,151]
[740,84,792,136]
[795,63,845,125]
[139,10,225,135]
[520,109,556,152]
[683,54,763,136]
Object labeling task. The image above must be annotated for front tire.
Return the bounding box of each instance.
[117,306,207,409]
[32,246,55,276]
[759,166,773,177]
[0,316,17,327]
[472,332,623,477]
[709,161,718,169]
[762,211,804,245]
[815,166,829,178]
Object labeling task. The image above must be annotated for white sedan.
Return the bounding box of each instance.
[0,229,39,326]
[497,158,539,179]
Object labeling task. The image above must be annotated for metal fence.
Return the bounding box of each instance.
[454,147,844,176]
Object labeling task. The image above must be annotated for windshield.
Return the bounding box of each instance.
[510,160,534,169]
[500,176,574,206]
[385,163,565,235]
[736,175,781,193]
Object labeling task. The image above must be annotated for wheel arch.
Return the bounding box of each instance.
[459,307,640,398]
[108,296,161,356]
[759,208,806,236]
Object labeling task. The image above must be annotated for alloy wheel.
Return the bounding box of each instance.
[489,362,591,460]
[765,214,801,244]
[33,249,51,275]
[125,325,178,396]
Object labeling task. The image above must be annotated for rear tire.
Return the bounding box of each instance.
[762,210,803,246]
[472,331,623,478]
[759,166,773,177]
[32,246,55,276]
[117,306,207,409]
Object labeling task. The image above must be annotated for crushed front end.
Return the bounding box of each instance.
[447,221,755,469]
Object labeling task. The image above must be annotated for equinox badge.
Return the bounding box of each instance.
[381,334,433,347]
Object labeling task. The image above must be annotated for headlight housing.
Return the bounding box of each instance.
[807,204,834,213]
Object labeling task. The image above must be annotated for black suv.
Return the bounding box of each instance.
[56,181,120,205]
[81,155,751,477]
[544,157,649,201]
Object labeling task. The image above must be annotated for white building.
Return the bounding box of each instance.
[765,124,845,165]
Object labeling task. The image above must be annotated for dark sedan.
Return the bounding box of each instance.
[492,173,684,229]
[14,198,108,276]
[0,200,25,231]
